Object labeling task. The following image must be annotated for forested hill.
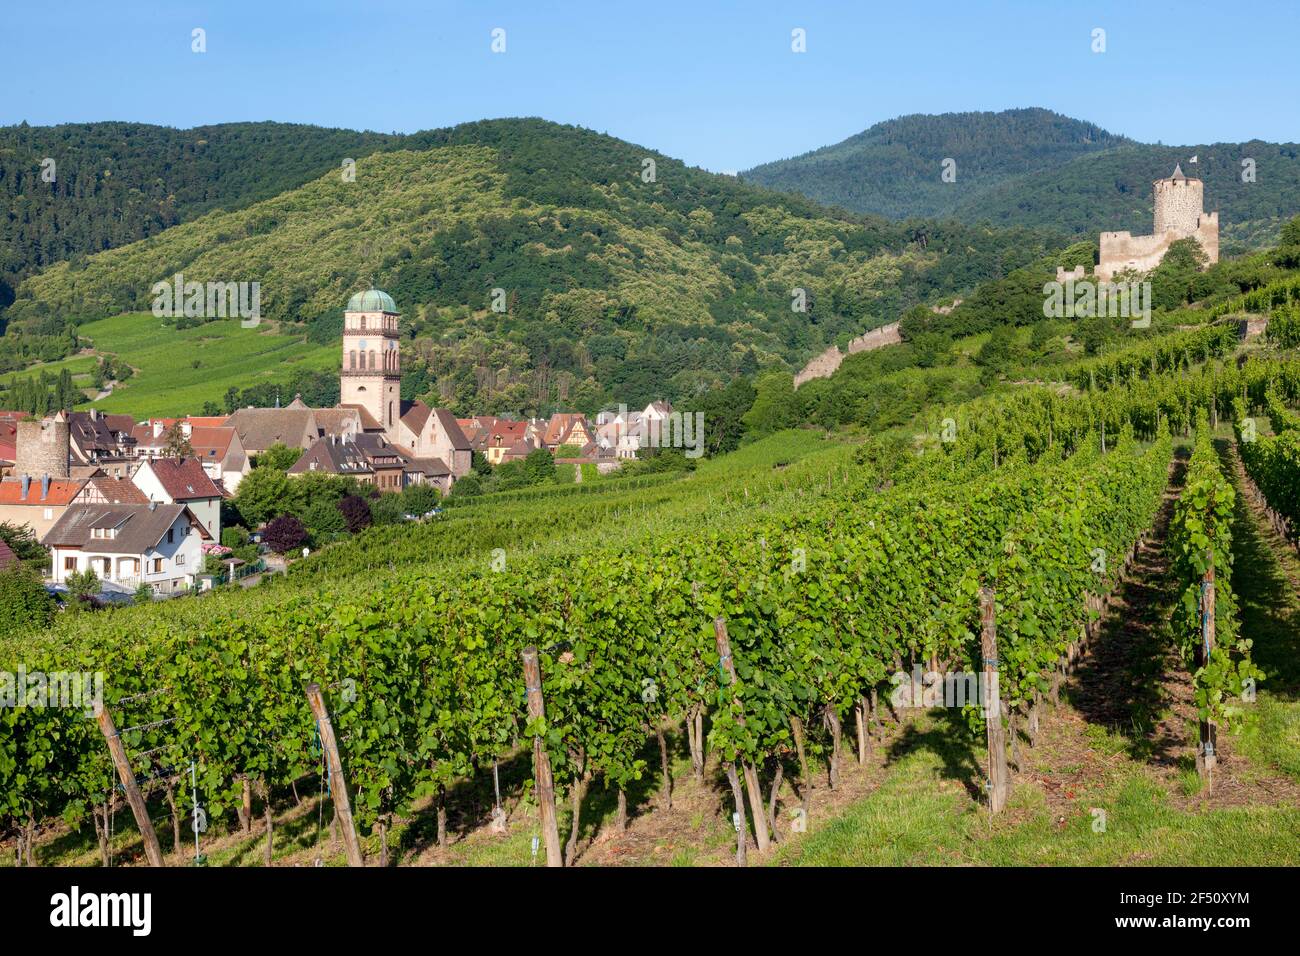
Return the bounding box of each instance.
[742,110,1126,219]
[742,108,1300,251]
[3,118,1067,414]
[0,121,403,306]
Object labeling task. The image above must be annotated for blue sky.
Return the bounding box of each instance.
[5,0,1296,172]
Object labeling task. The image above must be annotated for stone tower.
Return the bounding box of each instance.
[1154,164,1205,235]
[338,289,402,431]
[1095,164,1218,281]
[15,410,70,479]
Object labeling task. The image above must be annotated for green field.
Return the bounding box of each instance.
[51,312,337,418]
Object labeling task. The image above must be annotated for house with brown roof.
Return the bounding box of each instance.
[75,474,150,506]
[0,475,88,539]
[480,420,531,465]
[224,406,319,457]
[67,410,136,476]
[288,433,407,491]
[393,401,472,478]
[542,413,594,452]
[131,458,225,540]
[44,502,210,593]
[132,419,251,492]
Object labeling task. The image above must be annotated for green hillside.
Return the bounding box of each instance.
[4,119,1067,416]
[742,109,1300,251]
[0,121,400,303]
[742,109,1127,219]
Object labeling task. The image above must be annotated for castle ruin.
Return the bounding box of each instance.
[1060,165,1219,283]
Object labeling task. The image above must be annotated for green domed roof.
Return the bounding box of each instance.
[345,289,397,313]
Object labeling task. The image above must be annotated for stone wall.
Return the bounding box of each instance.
[793,322,902,389]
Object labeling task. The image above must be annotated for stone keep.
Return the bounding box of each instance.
[15,412,70,479]
[1095,165,1219,281]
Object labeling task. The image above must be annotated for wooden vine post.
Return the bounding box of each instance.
[95,702,165,867]
[1196,558,1218,788]
[713,616,771,861]
[979,587,1010,814]
[305,683,365,867]
[521,646,563,867]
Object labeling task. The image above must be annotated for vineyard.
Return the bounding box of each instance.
[7,340,1300,867]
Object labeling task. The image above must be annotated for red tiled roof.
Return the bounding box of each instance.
[84,475,150,504]
[186,426,235,460]
[0,477,86,506]
[140,458,224,501]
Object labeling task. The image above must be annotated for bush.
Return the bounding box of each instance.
[302,497,346,540]
[264,515,309,554]
[0,567,55,638]
[337,495,372,534]
[400,483,441,515]
[449,474,483,498]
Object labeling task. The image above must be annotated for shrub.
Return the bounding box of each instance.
[264,515,309,554]
[337,495,372,534]
[0,567,55,638]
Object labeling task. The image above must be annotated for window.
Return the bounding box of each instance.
[153,558,163,574]
[43,508,53,520]
[64,556,76,571]
[176,553,185,565]
[167,528,174,544]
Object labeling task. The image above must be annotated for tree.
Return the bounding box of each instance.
[523,447,556,485]
[400,483,440,515]
[471,450,493,477]
[253,442,301,471]
[449,474,483,498]
[1280,214,1300,248]
[162,422,193,459]
[337,495,372,534]
[234,467,293,528]
[0,521,48,571]
[65,568,100,602]
[0,567,55,638]
[133,582,154,605]
[302,497,346,540]
[263,515,309,554]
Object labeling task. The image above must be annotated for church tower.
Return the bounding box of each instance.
[339,288,402,431]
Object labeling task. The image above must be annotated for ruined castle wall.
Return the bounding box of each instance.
[15,418,70,478]
[794,322,902,389]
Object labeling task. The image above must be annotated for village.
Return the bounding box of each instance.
[0,289,680,599]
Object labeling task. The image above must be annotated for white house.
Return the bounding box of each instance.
[43,503,210,593]
[131,457,225,541]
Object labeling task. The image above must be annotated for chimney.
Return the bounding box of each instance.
[149,500,157,511]
[41,474,50,500]
[20,475,30,500]
[153,420,164,438]
[182,422,192,439]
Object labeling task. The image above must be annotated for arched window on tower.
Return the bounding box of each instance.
[370,350,377,370]
[350,350,357,369]
[359,315,366,330]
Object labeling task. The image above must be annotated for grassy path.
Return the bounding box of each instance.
[1218,437,1300,783]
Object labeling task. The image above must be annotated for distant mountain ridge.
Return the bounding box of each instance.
[1,118,1067,415]
[742,108,1300,251]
